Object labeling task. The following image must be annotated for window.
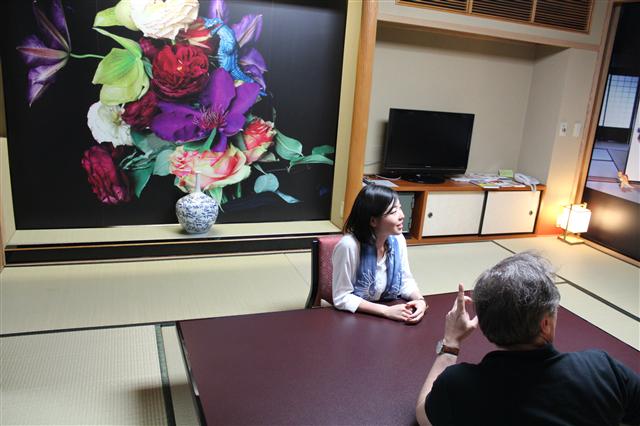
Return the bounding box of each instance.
[598,74,639,129]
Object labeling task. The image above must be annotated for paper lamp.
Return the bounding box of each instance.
[557,203,591,244]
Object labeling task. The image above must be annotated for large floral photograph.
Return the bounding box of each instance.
[1,0,345,228]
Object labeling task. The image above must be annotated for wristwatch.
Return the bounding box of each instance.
[435,339,460,356]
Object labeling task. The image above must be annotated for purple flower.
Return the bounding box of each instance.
[151,68,260,152]
[239,48,267,91]
[232,14,262,48]
[208,0,229,22]
[16,0,71,106]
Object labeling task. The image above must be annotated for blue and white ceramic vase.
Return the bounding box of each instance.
[175,172,219,234]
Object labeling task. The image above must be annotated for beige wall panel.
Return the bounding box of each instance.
[1,137,15,246]
[377,0,608,49]
[330,1,362,225]
[518,48,598,234]
[366,26,535,175]
[517,46,568,182]
[0,60,5,137]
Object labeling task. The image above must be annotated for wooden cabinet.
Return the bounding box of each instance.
[481,191,541,235]
[369,178,544,244]
[422,192,485,236]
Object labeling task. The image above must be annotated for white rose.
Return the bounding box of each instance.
[130,0,199,40]
[87,102,134,147]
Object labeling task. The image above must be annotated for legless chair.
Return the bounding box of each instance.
[305,234,343,308]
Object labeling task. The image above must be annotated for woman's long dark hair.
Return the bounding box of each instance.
[344,184,399,245]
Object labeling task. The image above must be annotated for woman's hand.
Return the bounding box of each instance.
[405,299,428,324]
[383,303,414,322]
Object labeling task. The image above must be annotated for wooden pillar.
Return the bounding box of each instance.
[343,0,378,223]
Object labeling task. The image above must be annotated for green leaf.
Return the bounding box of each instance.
[253,163,266,174]
[200,130,216,152]
[129,166,153,198]
[153,150,173,176]
[254,173,279,193]
[93,7,120,27]
[183,141,203,151]
[257,152,277,162]
[275,190,300,204]
[93,28,141,58]
[114,0,139,31]
[274,131,303,161]
[93,48,136,85]
[288,154,334,171]
[311,145,335,156]
[231,133,246,150]
[131,132,174,155]
[98,61,148,105]
[143,58,153,79]
[206,187,223,204]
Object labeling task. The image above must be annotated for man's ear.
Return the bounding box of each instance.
[539,312,556,342]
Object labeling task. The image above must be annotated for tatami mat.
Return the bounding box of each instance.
[160,326,199,426]
[285,241,563,297]
[0,326,165,425]
[284,251,313,287]
[408,241,517,294]
[558,284,640,351]
[0,254,309,335]
[495,237,639,317]
[1,238,637,425]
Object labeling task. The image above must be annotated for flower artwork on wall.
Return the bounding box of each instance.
[2,0,345,228]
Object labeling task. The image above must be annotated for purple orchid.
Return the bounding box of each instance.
[208,0,229,22]
[16,0,71,106]
[151,68,260,152]
[239,48,267,90]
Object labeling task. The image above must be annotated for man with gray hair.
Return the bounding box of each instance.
[416,252,640,426]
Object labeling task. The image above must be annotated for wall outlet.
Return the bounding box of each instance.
[559,122,568,136]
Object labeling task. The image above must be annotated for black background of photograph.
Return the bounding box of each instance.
[0,0,345,229]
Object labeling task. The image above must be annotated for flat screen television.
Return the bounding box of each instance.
[382,108,475,183]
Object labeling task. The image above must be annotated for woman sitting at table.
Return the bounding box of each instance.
[332,184,428,323]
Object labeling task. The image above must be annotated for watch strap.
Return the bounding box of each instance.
[437,340,460,356]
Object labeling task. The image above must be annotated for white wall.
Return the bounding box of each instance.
[366,25,535,175]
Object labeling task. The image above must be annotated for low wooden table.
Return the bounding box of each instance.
[177,293,639,425]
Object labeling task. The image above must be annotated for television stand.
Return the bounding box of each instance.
[402,174,445,184]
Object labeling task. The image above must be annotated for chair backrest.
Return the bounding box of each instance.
[306,234,343,308]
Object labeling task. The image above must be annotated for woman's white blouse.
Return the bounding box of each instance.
[331,233,419,313]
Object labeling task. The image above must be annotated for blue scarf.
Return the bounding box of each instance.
[353,236,402,301]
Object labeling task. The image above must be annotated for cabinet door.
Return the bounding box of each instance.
[481,191,541,234]
[422,192,485,237]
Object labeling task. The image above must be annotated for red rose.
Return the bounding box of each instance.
[152,43,209,99]
[139,37,165,61]
[81,143,131,205]
[122,91,158,130]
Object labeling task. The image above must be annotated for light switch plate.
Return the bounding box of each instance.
[573,122,582,137]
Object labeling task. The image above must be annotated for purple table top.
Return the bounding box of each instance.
[178,292,639,425]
